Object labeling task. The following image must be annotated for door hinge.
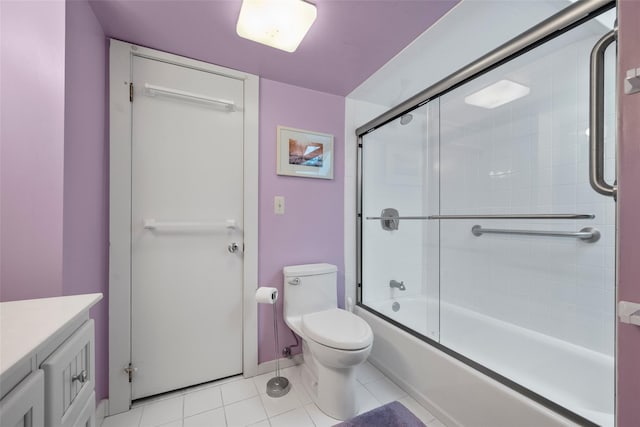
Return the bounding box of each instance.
[129,82,134,102]
[124,363,137,383]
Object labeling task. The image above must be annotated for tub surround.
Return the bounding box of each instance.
[370,297,612,426]
[357,306,583,427]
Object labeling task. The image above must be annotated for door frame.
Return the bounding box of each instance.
[108,39,259,415]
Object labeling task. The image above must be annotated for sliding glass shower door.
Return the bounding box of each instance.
[358,5,616,426]
[437,12,616,426]
[360,101,440,340]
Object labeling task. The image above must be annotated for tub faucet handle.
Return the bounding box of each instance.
[390,280,406,291]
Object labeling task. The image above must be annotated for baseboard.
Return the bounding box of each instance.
[255,354,303,376]
[368,356,459,427]
[96,398,109,426]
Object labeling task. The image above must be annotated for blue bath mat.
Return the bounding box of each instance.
[333,401,426,427]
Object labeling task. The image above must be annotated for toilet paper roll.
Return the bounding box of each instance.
[255,287,278,304]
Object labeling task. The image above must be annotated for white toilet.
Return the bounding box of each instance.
[283,263,373,420]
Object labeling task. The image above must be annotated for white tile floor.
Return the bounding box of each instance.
[101,362,444,427]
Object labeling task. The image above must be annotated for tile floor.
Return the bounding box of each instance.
[101,362,446,427]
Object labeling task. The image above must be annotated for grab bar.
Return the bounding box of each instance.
[588,28,617,199]
[471,225,600,243]
[144,83,236,111]
[143,219,237,231]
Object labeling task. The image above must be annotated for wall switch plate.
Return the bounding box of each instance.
[274,196,285,215]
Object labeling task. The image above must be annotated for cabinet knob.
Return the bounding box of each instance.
[72,370,88,384]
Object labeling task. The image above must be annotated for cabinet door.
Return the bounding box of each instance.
[0,370,44,427]
[72,391,95,427]
[42,320,94,427]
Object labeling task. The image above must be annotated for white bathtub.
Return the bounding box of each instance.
[358,297,613,427]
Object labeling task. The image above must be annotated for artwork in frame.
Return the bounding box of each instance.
[277,126,334,179]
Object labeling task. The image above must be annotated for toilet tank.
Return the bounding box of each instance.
[283,263,337,320]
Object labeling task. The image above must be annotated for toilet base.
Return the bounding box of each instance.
[300,343,360,420]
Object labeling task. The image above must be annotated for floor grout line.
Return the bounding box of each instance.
[104,364,438,427]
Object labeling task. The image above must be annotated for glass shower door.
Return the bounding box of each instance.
[360,102,440,340]
[437,11,616,426]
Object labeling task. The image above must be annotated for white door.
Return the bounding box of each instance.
[130,56,244,399]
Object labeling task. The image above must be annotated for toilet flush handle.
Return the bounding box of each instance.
[288,278,300,286]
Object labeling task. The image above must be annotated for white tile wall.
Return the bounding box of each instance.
[438,28,616,356]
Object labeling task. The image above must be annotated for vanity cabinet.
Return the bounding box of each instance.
[0,294,102,427]
[0,370,44,427]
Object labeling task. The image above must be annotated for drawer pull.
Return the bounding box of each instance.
[72,370,88,384]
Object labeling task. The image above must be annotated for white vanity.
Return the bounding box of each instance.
[0,293,102,427]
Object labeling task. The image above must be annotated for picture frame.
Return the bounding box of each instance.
[277,125,334,179]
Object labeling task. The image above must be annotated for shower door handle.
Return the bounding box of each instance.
[588,28,617,200]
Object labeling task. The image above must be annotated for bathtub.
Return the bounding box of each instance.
[357,297,614,427]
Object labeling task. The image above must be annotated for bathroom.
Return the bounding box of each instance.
[1,0,639,426]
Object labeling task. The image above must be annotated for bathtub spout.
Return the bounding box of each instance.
[389,280,406,291]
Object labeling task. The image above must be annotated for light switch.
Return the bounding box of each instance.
[274,196,285,215]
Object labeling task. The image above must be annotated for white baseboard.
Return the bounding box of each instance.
[255,354,303,376]
[96,398,109,426]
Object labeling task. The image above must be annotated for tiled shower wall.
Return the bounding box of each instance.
[438,24,616,355]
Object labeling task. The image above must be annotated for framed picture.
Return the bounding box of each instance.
[277,126,334,179]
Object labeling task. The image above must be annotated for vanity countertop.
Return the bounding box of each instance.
[0,293,102,376]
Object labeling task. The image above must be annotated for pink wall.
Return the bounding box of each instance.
[257,79,345,363]
[617,1,640,425]
[63,0,109,403]
[0,0,66,301]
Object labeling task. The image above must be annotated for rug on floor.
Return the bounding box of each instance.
[333,401,427,427]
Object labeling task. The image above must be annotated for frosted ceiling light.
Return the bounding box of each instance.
[236,0,317,53]
[464,79,530,109]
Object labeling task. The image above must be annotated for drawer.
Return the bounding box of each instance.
[0,369,44,427]
[41,320,95,427]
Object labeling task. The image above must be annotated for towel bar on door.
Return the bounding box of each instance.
[143,219,237,231]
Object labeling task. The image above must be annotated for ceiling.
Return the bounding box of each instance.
[89,0,460,96]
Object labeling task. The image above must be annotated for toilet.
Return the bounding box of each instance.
[283,263,373,420]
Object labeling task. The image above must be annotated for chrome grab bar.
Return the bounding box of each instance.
[471,225,600,243]
[589,28,617,199]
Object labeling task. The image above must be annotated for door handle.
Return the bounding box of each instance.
[589,28,617,200]
[228,242,241,253]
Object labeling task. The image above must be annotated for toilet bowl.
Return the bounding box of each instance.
[283,264,373,420]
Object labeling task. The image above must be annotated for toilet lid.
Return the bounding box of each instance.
[301,308,373,350]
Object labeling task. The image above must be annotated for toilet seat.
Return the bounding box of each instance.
[301,308,373,350]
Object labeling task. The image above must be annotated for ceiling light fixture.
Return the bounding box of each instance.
[236,0,317,53]
[464,79,530,109]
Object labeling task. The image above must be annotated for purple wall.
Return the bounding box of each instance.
[0,0,66,301]
[63,0,109,403]
[617,2,640,425]
[257,79,345,363]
